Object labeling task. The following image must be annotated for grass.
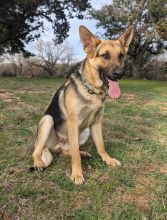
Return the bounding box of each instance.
[0,77,167,220]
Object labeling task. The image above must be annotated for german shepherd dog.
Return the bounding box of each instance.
[31,25,134,184]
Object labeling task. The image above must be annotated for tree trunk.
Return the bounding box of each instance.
[45,62,54,76]
[131,59,142,79]
[47,68,54,76]
[18,63,23,76]
[132,65,140,79]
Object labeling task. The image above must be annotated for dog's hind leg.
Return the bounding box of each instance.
[51,128,91,159]
[32,115,54,170]
[41,148,53,168]
[51,143,91,158]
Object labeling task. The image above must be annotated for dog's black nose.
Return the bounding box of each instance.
[112,69,123,79]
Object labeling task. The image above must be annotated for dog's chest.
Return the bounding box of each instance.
[79,102,104,128]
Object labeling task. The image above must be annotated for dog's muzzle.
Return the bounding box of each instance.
[99,67,123,88]
[111,69,123,81]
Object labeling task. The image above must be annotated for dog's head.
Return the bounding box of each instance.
[79,25,134,98]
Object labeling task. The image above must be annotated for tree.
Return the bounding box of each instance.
[148,0,167,40]
[91,0,167,78]
[28,40,74,76]
[0,0,91,56]
[1,53,25,76]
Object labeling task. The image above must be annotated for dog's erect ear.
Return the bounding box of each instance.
[118,26,134,53]
[79,25,101,58]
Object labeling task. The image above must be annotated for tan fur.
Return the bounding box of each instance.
[32,25,134,184]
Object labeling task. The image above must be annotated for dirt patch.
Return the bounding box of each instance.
[74,193,89,209]
[143,162,167,176]
[0,91,13,102]
[146,163,159,172]
[14,90,46,94]
[14,86,55,94]
[130,151,141,159]
[121,174,157,210]
[119,162,167,210]
[122,93,139,102]
[15,101,36,110]
[159,106,167,111]
[113,166,158,211]
[8,166,24,175]
[160,166,167,175]
[112,186,154,211]
[158,136,167,146]
[111,131,125,140]
[159,106,167,116]
[124,93,137,100]
[0,90,20,103]
[122,192,154,210]
[143,100,160,107]
[136,175,157,188]
[0,207,9,220]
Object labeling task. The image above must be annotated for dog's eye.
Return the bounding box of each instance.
[101,53,110,60]
[119,53,124,60]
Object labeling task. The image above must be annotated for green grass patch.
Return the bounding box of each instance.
[0,77,167,219]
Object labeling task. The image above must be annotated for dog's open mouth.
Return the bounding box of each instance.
[100,71,121,99]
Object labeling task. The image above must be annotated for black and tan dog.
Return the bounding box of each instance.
[31,25,134,184]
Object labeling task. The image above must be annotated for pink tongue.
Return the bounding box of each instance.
[108,80,121,99]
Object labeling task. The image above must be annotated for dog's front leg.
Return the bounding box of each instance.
[91,120,121,167]
[67,117,84,185]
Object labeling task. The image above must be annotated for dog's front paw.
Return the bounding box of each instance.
[70,172,85,185]
[34,160,45,171]
[105,157,121,167]
[102,154,121,167]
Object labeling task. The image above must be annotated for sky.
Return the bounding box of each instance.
[66,0,112,60]
[27,0,166,61]
[28,0,112,60]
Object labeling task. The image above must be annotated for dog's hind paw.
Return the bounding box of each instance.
[33,160,45,171]
[28,166,46,172]
[80,151,92,159]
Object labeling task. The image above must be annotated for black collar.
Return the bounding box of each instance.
[70,61,106,96]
